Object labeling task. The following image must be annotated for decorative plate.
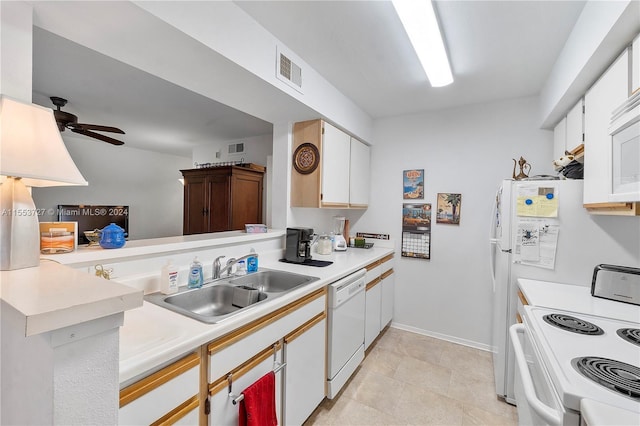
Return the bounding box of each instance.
[293,142,320,174]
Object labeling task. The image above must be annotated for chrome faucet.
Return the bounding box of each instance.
[212,252,258,279]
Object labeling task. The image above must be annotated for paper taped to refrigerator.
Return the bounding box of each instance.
[514,219,559,269]
[516,185,558,217]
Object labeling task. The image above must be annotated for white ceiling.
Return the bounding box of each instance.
[31,1,587,156]
[236,0,586,118]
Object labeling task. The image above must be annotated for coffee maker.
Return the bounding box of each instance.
[285,227,314,263]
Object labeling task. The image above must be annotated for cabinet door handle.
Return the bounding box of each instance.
[202,208,209,216]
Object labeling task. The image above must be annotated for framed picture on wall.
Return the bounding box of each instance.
[436,193,462,225]
[403,169,424,199]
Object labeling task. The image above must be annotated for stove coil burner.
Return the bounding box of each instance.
[572,357,640,400]
[542,313,604,335]
[617,328,640,347]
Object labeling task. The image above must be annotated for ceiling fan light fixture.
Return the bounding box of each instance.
[392,0,453,87]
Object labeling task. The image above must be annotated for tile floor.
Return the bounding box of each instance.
[305,327,518,425]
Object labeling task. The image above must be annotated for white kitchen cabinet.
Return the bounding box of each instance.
[363,254,395,349]
[321,122,351,206]
[632,34,639,94]
[553,99,583,161]
[583,49,629,205]
[349,137,370,208]
[119,352,200,425]
[207,288,326,425]
[566,99,584,151]
[553,117,567,161]
[380,268,395,330]
[291,119,370,209]
[283,314,326,426]
[208,342,284,426]
[364,278,382,349]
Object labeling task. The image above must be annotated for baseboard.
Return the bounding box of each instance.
[389,322,492,352]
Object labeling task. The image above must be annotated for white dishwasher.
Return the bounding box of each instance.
[326,268,366,398]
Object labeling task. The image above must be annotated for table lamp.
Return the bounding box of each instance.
[0,95,88,270]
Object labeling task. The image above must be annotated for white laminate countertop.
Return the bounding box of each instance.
[0,260,143,336]
[517,278,640,323]
[581,399,640,426]
[42,229,285,266]
[119,246,394,386]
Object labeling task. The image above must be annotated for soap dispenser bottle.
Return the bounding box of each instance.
[247,248,258,273]
[188,257,204,288]
[160,260,179,294]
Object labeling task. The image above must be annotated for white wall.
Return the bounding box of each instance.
[33,136,191,240]
[353,96,554,349]
[192,134,272,166]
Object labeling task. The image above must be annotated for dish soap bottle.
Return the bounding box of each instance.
[188,257,203,288]
[160,260,179,294]
[247,248,258,273]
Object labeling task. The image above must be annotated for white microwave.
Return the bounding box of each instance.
[609,91,640,202]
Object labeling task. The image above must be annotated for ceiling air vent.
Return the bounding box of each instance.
[276,46,303,93]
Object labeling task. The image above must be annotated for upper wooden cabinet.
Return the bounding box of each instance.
[181,165,265,235]
[291,119,370,209]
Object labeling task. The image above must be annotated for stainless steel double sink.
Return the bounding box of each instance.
[144,270,319,324]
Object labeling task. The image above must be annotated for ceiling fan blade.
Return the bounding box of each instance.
[74,123,125,134]
[71,128,125,145]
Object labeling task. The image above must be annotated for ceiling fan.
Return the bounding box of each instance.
[50,96,125,146]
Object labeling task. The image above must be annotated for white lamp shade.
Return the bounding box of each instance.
[0,95,88,187]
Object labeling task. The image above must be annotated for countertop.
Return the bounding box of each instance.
[581,399,640,426]
[119,246,394,386]
[42,229,285,267]
[517,278,640,323]
[0,260,143,336]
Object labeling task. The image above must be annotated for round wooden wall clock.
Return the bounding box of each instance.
[293,142,320,174]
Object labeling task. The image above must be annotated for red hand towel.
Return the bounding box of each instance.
[238,371,277,426]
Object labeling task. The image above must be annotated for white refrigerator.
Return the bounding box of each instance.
[489,178,640,404]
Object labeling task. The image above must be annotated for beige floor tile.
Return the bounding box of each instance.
[448,371,517,420]
[393,355,453,396]
[396,333,447,365]
[306,327,517,426]
[438,342,495,383]
[391,382,464,425]
[462,404,517,425]
[362,345,405,378]
[346,368,405,414]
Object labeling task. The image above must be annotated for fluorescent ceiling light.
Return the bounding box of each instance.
[392,0,453,87]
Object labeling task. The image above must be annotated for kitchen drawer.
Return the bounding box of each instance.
[207,289,325,382]
[379,254,394,274]
[119,352,200,425]
[364,260,382,284]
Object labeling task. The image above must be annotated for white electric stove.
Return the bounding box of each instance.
[531,307,637,405]
[511,265,640,425]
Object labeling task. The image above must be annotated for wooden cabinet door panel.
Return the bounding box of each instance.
[183,175,208,235]
[208,174,230,232]
[231,174,263,230]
